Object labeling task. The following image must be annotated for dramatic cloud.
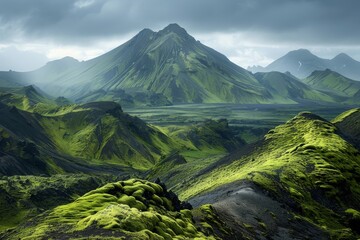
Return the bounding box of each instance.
[1,0,360,70]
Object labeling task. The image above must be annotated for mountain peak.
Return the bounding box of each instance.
[332,53,353,61]
[286,49,317,59]
[137,28,154,37]
[160,23,189,37]
[46,56,79,66]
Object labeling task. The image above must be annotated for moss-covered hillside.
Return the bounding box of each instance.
[180,111,360,239]
[2,179,223,240]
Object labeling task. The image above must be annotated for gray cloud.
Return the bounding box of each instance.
[1,0,360,70]
[0,0,359,45]
[0,46,48,71]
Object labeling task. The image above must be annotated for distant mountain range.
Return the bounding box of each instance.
[248,49,360,80]
[0,25,360,106]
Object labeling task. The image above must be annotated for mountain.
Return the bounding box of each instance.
[304,69,360,99]
[180,111,360,239]
[1,26,359,105]
[0,87,245,175]
[248,49,360,80]
[21,24,269,105]
[0,85,61,112]
[0,100,176,175]
[254,71,336,103]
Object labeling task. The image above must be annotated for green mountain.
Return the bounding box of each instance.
[0,101,177,174]
[304,69,360,100]
[180,111,360,239]
[1,27,359,106]
[0,85,244,176]
[0,85,63,112]
[249,49,360,80]
[254,71,336,103]
[24,24,268,105]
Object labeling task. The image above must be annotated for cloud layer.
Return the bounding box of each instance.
[1,0,360,70]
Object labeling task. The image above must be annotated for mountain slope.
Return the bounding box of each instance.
[304,69,360,99]
[0,101,176,174]
[2,179,221,240]
[248,49,360,80]
[332,108,360,149]
[254,71,336,103]
[20,24,270,105]
[180,111,360,239]
[0,85,61,112]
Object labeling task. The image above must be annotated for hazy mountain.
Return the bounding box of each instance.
[304,69,360,99]
[254,71,336,103]
[23,24,269,105]
[248,49,360,80]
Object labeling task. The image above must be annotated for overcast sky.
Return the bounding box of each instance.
[1,0,360,71]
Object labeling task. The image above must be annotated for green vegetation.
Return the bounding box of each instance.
[0,174,119,231]
[2,179,217,240]
[304,69,360,99]
[255,71,336,103]
[179,111,360,238]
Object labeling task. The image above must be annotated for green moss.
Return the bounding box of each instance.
[5,179,215,240]
[179,112,360,239]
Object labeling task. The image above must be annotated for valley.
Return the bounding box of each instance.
[0,22,360,239]
[126,103,355,143]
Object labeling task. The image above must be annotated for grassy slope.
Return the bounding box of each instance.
[255,71,336,103]
[147,119,245,188]
[0,174,120,232]
[332,108,360,149]
[2,179,222,240]
[179,111,360,238]
[0,85,59,113]
[304,69,360,98]
[0,100,177,173]
[13,24,270,105]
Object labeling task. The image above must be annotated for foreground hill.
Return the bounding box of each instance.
[1,108,360,239]
[248,49,360,80]
[1,178,226,240]
[180,111,360,239]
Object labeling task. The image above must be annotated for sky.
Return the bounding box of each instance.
[0,0,360,71]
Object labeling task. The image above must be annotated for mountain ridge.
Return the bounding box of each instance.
[248,49,360,80]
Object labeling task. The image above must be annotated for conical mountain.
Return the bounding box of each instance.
[249,49,328,79]
[330,53,360,80]
[26,24,269,104]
